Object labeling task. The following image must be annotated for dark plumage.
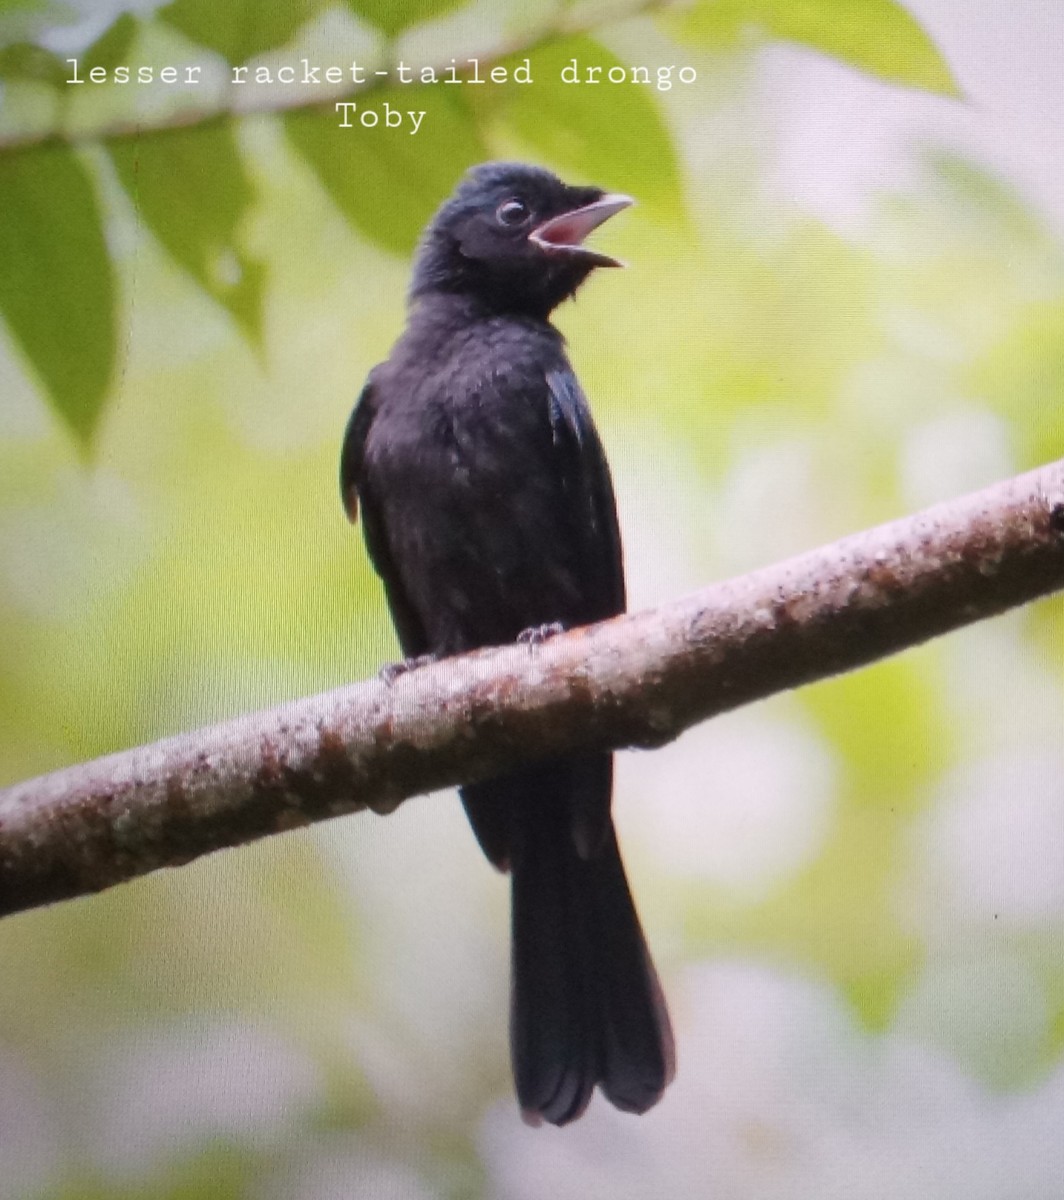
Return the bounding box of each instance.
[340,161,674,1124]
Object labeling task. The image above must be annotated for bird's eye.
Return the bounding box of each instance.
[496,198,530,227]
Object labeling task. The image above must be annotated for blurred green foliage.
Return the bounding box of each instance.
[0,0,1062,1196]
[159,0,331,65]
[109,121,266,342]
[0,144,114,445]
[0,0,956,446]
[345,0,469,39]
[670,0,960,95]
[493,35,687,222]
[286,89,488,254]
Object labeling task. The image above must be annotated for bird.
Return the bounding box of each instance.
[339,161,674,1125]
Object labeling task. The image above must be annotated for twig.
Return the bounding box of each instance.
[1,457,1063,920]
[0,0,670,153]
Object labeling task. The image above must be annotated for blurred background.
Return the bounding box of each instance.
[1,0,1063,1196]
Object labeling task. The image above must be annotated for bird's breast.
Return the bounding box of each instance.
[363,360,586,651]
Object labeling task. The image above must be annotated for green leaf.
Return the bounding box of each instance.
[492,36,686,221]
[82,10,138,72]
[343,0,466,38]
[0,145,115,446]
[108,121,264,342]
[0,38,66,84]
[158,0,325,64]
[285,88,487,255]
[670,0,960,97]
[0,13,137,83]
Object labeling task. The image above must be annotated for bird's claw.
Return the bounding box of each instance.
[517,622,566,648]
[378,653,438,685]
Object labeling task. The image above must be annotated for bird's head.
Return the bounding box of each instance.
[410,161,633,317]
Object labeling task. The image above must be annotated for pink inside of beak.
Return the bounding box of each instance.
[536,212,593,247]
[532,194,634,249]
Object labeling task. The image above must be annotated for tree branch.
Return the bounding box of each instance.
[0,0,666,154]
[2,458,1063,920]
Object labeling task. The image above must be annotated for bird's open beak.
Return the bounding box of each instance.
[529,193,634,268]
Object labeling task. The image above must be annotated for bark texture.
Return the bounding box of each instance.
[1,458,1063,919]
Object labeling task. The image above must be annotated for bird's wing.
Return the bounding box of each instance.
[340,377,431,658]
[460,367,625,869]
[545,366,626,619]
[339,379,378,524]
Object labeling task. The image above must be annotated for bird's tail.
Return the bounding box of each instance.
[506,761,674,1125]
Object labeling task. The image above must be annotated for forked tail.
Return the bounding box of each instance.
[508,769,674,1125]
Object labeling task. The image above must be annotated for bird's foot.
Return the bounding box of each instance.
[378,653,439,685]
[516,621,566,648]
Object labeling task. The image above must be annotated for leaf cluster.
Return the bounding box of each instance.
[0,0,956,446]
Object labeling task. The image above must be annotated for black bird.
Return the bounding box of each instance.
[340,162,674,1125]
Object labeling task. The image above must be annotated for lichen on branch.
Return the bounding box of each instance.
[1,457,1063,920]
